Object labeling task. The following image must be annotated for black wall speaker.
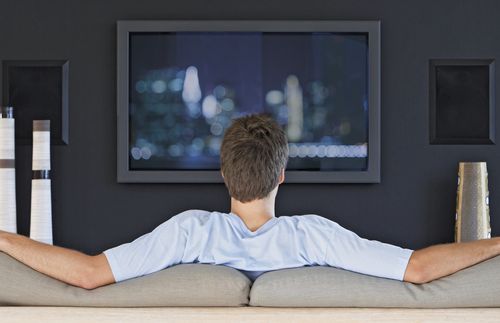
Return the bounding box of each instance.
[2,60,69,145]
[429,59,495,144]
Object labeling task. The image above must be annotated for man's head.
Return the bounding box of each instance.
[220,114,288,203]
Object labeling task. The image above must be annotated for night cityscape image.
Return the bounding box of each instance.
[129,32,369,171]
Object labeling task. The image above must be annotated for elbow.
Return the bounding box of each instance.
[406,270,432,285]
[404,255,433,284]
[75,257,103,290]
[78,276,100,290]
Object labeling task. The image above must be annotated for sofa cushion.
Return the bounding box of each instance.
[0,252,250,307]
[250,255,500,308]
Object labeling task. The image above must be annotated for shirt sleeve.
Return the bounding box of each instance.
[103,215,187,282]
[324,221,413,281]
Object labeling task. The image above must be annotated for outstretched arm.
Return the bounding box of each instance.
[404,237,500,284]
[0,230,115,290]
[322,218,500,284]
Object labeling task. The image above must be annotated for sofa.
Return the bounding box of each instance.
[2,252,500,321]
[0,252,500,323]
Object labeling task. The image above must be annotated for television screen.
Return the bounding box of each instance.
[128,31,369,172]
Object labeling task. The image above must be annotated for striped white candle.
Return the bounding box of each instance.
[30,120,52,245]
[30,179,52,244]
[0,106,17,233]
[32,129,51,171]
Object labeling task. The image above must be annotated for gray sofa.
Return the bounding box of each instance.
[1,252,499,308]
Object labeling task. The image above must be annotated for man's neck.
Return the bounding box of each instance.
[230,194,276,232]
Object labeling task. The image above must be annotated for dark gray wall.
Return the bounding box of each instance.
[1,0,499,254]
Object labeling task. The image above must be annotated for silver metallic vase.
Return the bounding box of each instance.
[0,106,17,233]
[30,120,53,245]
[455,162,491,242]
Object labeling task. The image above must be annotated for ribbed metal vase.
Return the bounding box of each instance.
[455,162,491,242]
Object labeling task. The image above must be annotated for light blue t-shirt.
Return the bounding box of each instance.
[104,210,413,282]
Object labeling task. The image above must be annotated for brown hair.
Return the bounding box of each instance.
[220,114,288,202]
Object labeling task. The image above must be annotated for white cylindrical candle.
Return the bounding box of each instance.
[30,120,53,245]
[0,106,17,233]
[32,123,51,171]
[30,179,52,244]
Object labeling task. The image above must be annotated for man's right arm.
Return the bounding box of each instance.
[102,213,187,282]
[0,230,115,289]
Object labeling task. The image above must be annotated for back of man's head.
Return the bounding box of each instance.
[220,114,288,203]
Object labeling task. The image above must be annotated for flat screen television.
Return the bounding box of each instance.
[117,21,380,183]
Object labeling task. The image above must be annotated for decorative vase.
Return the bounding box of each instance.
[30,120,53,244]
[0,106,17,233]
[455,162,491,242]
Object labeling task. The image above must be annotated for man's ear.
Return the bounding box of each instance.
[221,171,225,179]
[278,168,285,184]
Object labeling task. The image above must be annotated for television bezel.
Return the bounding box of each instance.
[117,20,381,183]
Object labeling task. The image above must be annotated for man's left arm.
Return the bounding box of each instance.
[404,237,500,284]
[0,230,115,289]
[323,219,500,284]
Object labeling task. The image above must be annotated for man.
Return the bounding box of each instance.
[0,114,499,290]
